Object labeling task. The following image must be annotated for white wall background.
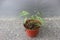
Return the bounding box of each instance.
[0,0,60,18]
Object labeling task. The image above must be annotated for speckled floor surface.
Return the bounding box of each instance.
[0,17,60,40]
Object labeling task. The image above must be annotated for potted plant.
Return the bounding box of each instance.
[19,11,44,37]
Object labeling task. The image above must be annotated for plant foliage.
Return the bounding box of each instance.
[20,11,45,30]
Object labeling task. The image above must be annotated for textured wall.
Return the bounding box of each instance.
[0,0,60,18]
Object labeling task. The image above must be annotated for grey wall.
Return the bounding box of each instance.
[39,0,60,17]
[0,0,60,18]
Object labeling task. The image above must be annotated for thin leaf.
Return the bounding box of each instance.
[20,11,29,16]
[35,15,45,24]
[24,17,27,23]
[31,15,35,19]
[39,17,45,24]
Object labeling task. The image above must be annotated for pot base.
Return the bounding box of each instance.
[25,29,39,37]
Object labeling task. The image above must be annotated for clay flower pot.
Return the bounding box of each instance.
[24,19,42,37]
[25,29,39,37]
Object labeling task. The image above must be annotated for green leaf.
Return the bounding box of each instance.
[37,12,40,15]
[35,15,45,24]
[31,15,35,19]
[24,17,27,23]
[20,11,29,16]
[39,17,45,24]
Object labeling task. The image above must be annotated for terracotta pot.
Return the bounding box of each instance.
[24,19,41,37]
[25,29,39,37]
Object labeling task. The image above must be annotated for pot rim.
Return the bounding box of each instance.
[26,28,39,31]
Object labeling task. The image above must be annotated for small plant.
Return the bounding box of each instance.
[20,11,44,30]
[19,11,45,37]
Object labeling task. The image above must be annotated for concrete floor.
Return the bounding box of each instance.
[0,17,60,40]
